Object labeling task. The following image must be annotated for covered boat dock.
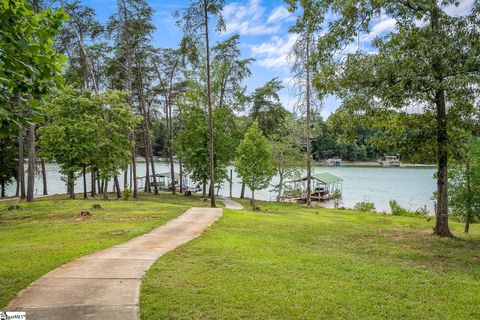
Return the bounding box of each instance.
[282,172,343,203]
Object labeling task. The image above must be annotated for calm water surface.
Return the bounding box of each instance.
[6,162,436,213]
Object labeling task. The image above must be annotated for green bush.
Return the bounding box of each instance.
[353,201,376,213]
[389,200,429,217]
[389,200,409,216]
[122,187,132,200]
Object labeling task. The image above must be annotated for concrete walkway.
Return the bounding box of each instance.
[218,197,244,210]
[7,207,222,320]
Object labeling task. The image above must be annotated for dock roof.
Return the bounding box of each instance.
[312,173,342,184]
[288,172,342,184]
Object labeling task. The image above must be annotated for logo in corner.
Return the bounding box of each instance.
[0,312,26,320]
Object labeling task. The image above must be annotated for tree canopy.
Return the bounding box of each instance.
[0,0,67,134]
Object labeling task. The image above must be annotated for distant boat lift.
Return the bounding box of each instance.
[378,155,401,167]
[326,157,342,167]
[281,172,343,203]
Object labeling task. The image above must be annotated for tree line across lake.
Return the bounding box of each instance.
[0,0,479,237]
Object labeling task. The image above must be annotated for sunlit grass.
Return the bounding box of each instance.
[0,193,205,308]
[141,200,480,319]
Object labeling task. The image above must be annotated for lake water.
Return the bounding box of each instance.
[5,162,436,213]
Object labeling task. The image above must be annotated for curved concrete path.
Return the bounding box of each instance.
[7,207,222,320]
[218,197,244,210]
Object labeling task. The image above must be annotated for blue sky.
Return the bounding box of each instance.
[83,0,475,118]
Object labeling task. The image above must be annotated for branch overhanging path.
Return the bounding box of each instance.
[7,207,222,320]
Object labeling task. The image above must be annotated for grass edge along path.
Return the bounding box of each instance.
[7,207,222,320]
[0,193,206,308]
[140,200,480,319]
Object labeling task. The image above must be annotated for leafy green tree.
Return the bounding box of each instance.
[174,89,235,196]
[107,0,156,197]
[288,0,323,207]
[312,117,337,160]
[0,136,18,197]
[39,87,138,199]
[236,122,275,209]
[449,139,480,234]
[0,0,67,134]
[152,47,185,194]
[270,117,305,201]
[212,34,253,111]
[302,0,480,236]
[57,0,103,91]
[250,78,289,137]
[175,0,226,207]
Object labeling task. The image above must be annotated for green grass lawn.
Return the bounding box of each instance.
[0,193,205,308]
[140,200,480,319]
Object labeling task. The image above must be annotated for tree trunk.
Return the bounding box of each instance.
[132,144,138,198]
[204,1,216,208]
[144,147,151,193]
[202,180,206,197]
[251,189,255,210]
[15,177,19,197]
[83,167,87,199]
[129,163,133,189]
[114,176,121,199]
[229,169,233,198]
[431,7,452,237]
[464,160,472,234]
[91,166,96,197]
[40,158,47,195]
[1,181,5,198]
[69,172,75,199]
[103,179,108,200]
[100,179,104,195]
[122,1,137,198]
[305,33,312,208]
[124,167,128,190]
[168,99,176,195]
[277,173,284,202]
[464,220,470,234]
[26,124,36,202]
[149,150,158,195]
[18,127,26,199]
[240,181,245,199]
[433,89,452,237]
[179,159,183,193]
[136,65,157,195]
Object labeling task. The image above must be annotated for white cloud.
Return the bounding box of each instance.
[250,34,298,70]
[222,0,294,36]
[364,17,396,41]
[266,6,294,24]
[443,0,475,16]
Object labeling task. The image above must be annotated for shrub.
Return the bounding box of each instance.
[389,200,430,217]
[389,200,409,216]
[122,187,132,200]
[354,201,376,213]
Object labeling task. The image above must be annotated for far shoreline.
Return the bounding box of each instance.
[316,161,436,168]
